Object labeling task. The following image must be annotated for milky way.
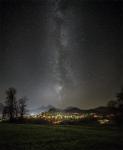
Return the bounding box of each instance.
[47,0,77,101]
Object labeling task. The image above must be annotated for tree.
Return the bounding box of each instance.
[116,88,123,126]
[117,87,123,108]
[107,100,117,114]
[18,97,28,119]
[2,106,9,120]
[4,87,17,121]
[107,87,123,127]
[108,100,117,108]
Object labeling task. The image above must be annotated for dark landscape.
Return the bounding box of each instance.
[0,124,122,150]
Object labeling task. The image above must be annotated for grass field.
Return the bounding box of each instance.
[0,124,122,150]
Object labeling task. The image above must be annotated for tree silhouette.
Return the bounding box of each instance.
[107,87,123,127]
[107,100,117,114]
[18,96,28,119]
[108,100,117,108]
[117,88,123,108]
[2,106,9,120]
[116,88,123,126]
[4,87,17,121]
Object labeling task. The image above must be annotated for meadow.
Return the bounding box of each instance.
[0,123,122,150]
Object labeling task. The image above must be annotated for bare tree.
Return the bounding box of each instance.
[108,100,117,108]
[117,87,123,108]
[107,87,123,127]
[18,97,28,118]
[116,88,123,126]
[2,106,9,120]
[5,87,17,121]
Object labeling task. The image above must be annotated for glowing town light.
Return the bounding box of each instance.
[30,113,35,116]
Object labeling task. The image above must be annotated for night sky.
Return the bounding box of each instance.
[0,0,122,109]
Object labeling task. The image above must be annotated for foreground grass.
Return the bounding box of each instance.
[0,124,122,150]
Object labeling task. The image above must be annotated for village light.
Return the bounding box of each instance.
[98,119,110,125]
